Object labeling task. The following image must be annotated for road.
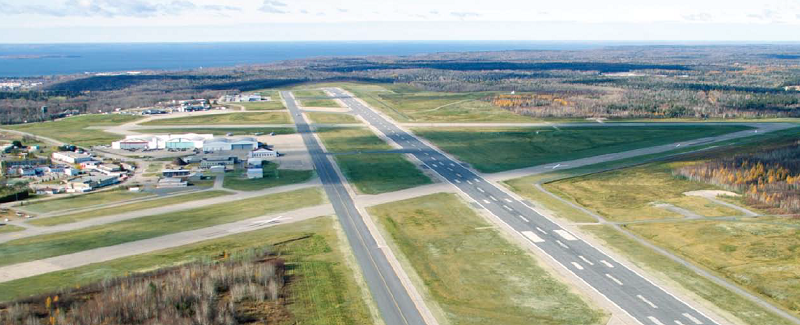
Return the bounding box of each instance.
[327,88,723,325]
[282,91,428,325]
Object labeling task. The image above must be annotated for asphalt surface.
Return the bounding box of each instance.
[327,88,723,325]
[282,91,427,325]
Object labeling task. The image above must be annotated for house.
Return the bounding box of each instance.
[246,168,263,179]
[98,164,122,173]
[199,156,236,169]
[157,177,188,188]
[162,169,192,178]
[52,151,92,164]
[246,157,263,168]
[36,187,63,195]
[249,148,278,159]
[203,137,259,152]
[120,162,136,171]
[80,160,101,169]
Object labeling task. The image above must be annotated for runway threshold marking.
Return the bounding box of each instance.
[605,273,623,286]
[638,295,659,308]
[682,313,703,324]
[675,321,686,325]
[578,255,594,265]
[648,316,666,325]
[521,231,545,243]
[554,229,578,241]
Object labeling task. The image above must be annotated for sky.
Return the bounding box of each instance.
[1,0,799,43]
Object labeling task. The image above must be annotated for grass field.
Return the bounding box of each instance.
[0,217,376,325]
[23,189,153,214]
[316,127,431,194]
[28,190,232,226]
[338,82,540,123]
[545,162,743,222]
[583,225,796,325]
[5,114,142,147]
[0,224,24,234]
[626,220,800,317]
[294,89,341,107]
[307,112,360,124]
[143,127,295,136]
[503,179,599,223]
[237,91,286,110]
[141,112,291,125]
[223,164,314,191]
[0,187,324,267]
[413,125,750,173]
[368,193,607,325]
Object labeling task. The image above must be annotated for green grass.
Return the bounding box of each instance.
[502,179,598,223]
[294,89,341,107]
[626,220,800,317]
[4,114,143,147]
[0,187,324,267]
[28,190,232,226]
[237,93,286,110]
[23,189,153,214]
[317,127,431,194]
[338,82,540,123]
[0,224,24,234]
[141,112,291,125]
[368,193,608,325]
[306,112,360,124]
[413,125,751,173]
[143,127,295,136]
[545,162,742,222]
[0,217,376,325]
[223,164,314,191]
[583,224,796,325]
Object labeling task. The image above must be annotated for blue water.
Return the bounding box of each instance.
[0,41,605,77]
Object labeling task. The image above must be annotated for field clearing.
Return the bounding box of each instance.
[28,190,232,226]
[583,224,796,325]
[0,225,24,234]
[142,127,295,136]
[294,89,341,108]
[626,220,800,317]
[503,178,598,223]
[238,91,285,110]
[413,125,750,173]
[141,112,290,125]
[317,127,431,194]
[23,189,153,214]
[545,162,743,222]
[0,187,324,267]
[223,164,314,191]
[306,112,360,124]
[339,83,540,123]
[368,193,607,325]
[5,114,143,147]
[0,216,376,324]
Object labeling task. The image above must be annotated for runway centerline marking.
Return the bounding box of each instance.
[535,227,547,234]
[556,240,569,249]
[682,313,703,324]
[606,273,624,286]
[578,255,594,265]
[522,231,545,243]
[600,260,614,268]
[571,262,584,270]
[638,295,659,309]
[517,215,529,222]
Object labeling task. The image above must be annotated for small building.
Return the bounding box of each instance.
[157,177,188,188]
[66,175,118,192]
[162,169,192,178]
[80,160,101,169]
[246,157,263,168]
[52,151,92,164]
[17,167,35,177]
[115,139,149,150]
[246,168,263,179]
[203,137,259,152]
[199,156,236,169]
[98,164,122,173]
[36,187,64,195]
[249,148,278,159]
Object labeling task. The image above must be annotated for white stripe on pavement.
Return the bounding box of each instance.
[571,262,584,270]
[605,273,624,286]
[556,240,569,249]
[600,260,614,268]
[517,215,529,222]
[521,231,545,243]
[682,313,703,324]
[554,229,578,241]
[638,295,659,309]
[535,227,547,234]
[648,316,665,325]
[578,255,594,265]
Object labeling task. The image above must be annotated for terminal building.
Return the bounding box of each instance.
[112,134,214,150]
[202,137,259,152]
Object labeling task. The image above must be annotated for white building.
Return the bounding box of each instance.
[203,137,259,152]
[52,151,92,164]
[249,148,278,159]
[112,133,213,150]
[246,168,263,179]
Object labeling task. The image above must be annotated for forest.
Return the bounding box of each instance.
[1,45,799,123]
[677,142,800,214]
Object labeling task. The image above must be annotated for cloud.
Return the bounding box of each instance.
[429,10,439,15]
[299,9,309,14]
[683,12,713,22]
[0,0,240,17]
[259,0,287,13]
[203,5,241,11]
[337,8,348,13]
[450,11,480,19]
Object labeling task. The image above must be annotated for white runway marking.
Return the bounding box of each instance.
[521,231,545,243]
[477,188,484,193]
[682,313,703,324]
[432,156,437,160]
[638,295,659,308]
[554,229,578,241]
[556,240,569,249]
[504,198,513,203]
[600,260,614,268]
[456,173,462,177]
[535,227,547,234]
[490,196,498,201]
[517,215,529,222]
[571,262,584,270]
[448,168,453,171]
[474,179,481,183]
[466,180,472,185]
[606,273,623,286]
[578,255,594,265]
[503,205,512,211]
[648,316,665,325]
[454,179,461,184]
[674,321,686,325]
[483,199,491,204]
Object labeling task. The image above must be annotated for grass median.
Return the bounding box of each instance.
[23,189,153,214]
[294,89,341,107]
[413,125,751,173]
[0,187,324,268]
[28,190,232,226]
[0,216,377,324]
[307,112,360,124]
[141,112,290,125]
[317,127,431,194]
[223,164,314,191]
[143,127,295,136]
[4,114,143,147]
[0,224,24,234]
[368,193,608,325]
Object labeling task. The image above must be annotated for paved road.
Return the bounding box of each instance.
[283,91,427,325]
[328,88,725,325]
